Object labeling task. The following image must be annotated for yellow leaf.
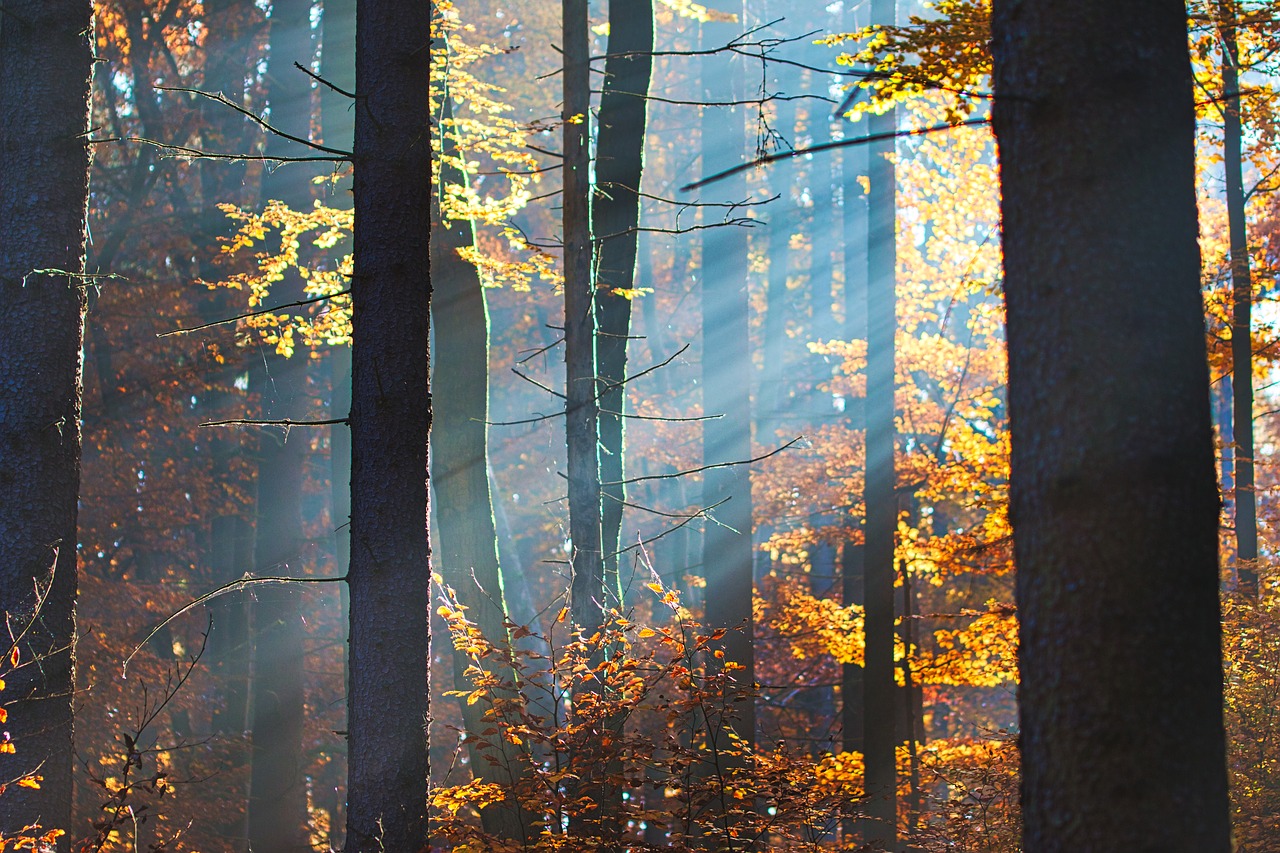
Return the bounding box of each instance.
[638,628,657,638]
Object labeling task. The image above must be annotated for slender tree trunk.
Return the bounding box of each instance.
[562,1,618,842]
[761,92,795,438]
[862,1,899,847]
[320,3,355,841]
[839,18,869,839]
[699,0,756,803]
[564,0,606,636]
[433,94,534,844]
[0,3,93,843]
[1217,0,1258,598]
[595,0,654,596]
[247,3,316,849]
[991,1,1232,849]
[344,2,431,850]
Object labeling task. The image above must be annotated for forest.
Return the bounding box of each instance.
[0,0,1269,850]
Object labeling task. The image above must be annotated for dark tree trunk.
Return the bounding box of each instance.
[433,95,534,844]
[595,0,654,596]
[991,1,1232,849]
[564,0,606,637]
[1217,0,1258,598]
[247,3,317,849]
[344,2,431,850]
[862,2,899,848]
[699,0,756,769]
[0,4,92,843]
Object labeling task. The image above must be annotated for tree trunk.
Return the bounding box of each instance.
[320,2,356,841]
[0,4,93,843]
[1217,0,1258,598]
[247,3,316,849]
[839,16,869,838]
[344,2,431,850]
[564,0,606,637]
[991,1,1232,848]
[433,94,535,845]
[862,1,899,847]
[595,0,654,597]
[699,0,756,793]
[761,91,795,438]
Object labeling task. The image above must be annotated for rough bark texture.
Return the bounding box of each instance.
[246,3,316,848]
[433,95,533,844]
[699,4,756,765]
[595,0,653,596]
[344,2,431,850]
[991,1,1232,849]
[564,0,606,638]
[1218,0,1258,597]
[862,1,899,846]
[0,3,93,843]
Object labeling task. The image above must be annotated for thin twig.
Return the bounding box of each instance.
[682,118,989,191]
[123,574,346,673]
[89,135,346,163]
[159,289,350,337]
[153,84,352,156]
[200,417,348,428]
[294,60,356,99]
[611,436,804,486]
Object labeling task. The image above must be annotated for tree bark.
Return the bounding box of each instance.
[0,3,93,843]
[344,2,431,850]
[595,0,654,598]
[991,1,1232,849]
[862,1,899,848]
[564,0,606,637]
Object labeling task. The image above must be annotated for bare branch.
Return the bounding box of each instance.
[200,417,348,428]
[159,289,351,337]
[124,573,346,673]
[682,118,989,191]
[153,84,353,157]
[89,134,347,163]
[294,60,356,99]
[611,436,805,486]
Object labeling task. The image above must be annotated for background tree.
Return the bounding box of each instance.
[698,0,757,794]
[861,0,900,846]
[596,0,655,595]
